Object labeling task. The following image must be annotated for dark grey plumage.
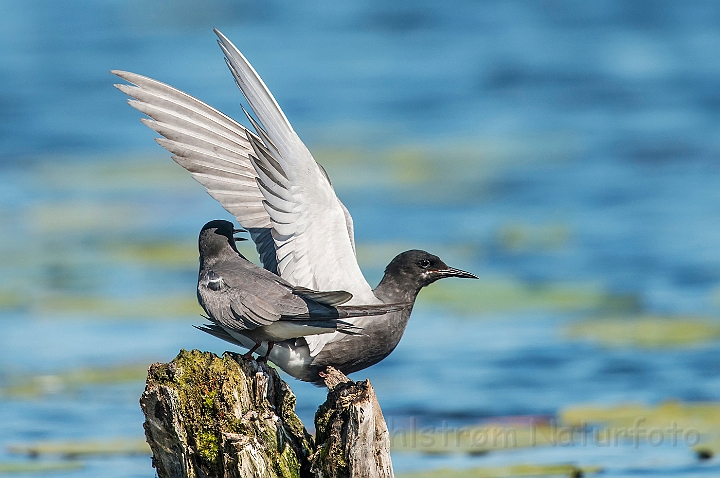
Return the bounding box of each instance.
[296,250,479,383]
[196,220,407,360]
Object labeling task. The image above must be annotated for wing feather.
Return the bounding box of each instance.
[214,30,376,303]
[112,69,279,272]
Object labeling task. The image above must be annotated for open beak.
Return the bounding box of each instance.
[435,267,479,279]
[233,228,248,242]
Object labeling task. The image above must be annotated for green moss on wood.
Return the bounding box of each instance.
[195,430,220,463]
[143,349,313,478]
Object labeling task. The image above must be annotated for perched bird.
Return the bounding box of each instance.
[113,29,478,384]
[196,219,407,362]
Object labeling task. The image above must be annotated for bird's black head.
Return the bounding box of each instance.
[198,220,246,262]
[376,249,478,302]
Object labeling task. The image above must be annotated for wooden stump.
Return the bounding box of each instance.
[140,350,393,478]
[140,350,313,478]
[311,367,394,478]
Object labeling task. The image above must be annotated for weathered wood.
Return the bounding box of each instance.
[140,350,393,478]
[311,367,394,478]
[140,349,313,478]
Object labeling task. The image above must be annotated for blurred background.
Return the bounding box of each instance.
[1,0,720,476]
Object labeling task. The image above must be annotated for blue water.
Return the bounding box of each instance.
[2,1,720,476]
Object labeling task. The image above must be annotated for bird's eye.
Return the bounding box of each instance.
[418,259,431,269]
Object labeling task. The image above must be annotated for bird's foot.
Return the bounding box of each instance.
[256,341,274,363]
[241,342,262,360]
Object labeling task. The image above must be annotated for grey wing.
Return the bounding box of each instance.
[199,260,313,331]
[198,270,281,332]
[111,70,279,274]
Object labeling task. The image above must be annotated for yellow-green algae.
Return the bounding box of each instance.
[103,240,198,268]
[0,461,84,474]
[313,137,579,200]
[391,423,558,455]
[32,156,196,194]
[1,363,148,397]
[418,279,637,315]
[29,294,201,319]
[0,240,633,319]
[7,439,150,458]
[560,401,720,455]
[101,236,260,269]
[497,222,571,252]
[28,202,150,234]
[391,402,720,459]
[396,463,600,478]
[0,266,637,319]
[566,315,720,348]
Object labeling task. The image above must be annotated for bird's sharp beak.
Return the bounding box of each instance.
[233,228,247,234]
[435,267,479,279]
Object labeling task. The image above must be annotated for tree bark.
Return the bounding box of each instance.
[311,367,394,478]
[140,350,393,478]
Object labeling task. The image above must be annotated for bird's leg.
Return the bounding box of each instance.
[257,341,274,363]
[242,342,262,359]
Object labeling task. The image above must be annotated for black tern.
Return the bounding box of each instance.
[196,219,407,362]
[113,29,478,383]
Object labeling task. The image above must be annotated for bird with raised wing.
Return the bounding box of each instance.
[196,219,408,362]
[113,29,478,384]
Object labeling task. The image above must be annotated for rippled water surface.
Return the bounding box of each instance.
[2,1,720,476]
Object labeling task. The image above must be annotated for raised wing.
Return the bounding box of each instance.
[111,70,279,273]
[215,29,378,305]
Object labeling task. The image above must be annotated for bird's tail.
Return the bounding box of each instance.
[334,319,364,336]
[334,302,411,318]
[194,323,247,347]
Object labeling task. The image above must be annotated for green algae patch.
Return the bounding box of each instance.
[418,278,636,315]
[560,401,720,455]
[104,240,198,268]
[29,202,151,235]
[1,363,149,398]
[7,439,150,458]
[0,290,24,311]
[33,155,195,195]
[101,238,259,270]
[0,461,84,474]
[32,294,202,319]
[0,289,202,318]
[313,136,579,203]
[390,422,558,455]
[566,316,720,348]
[142,349,313,478]
[396,463,600,477]
[497,222,571,252]
[397,401,720,460]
